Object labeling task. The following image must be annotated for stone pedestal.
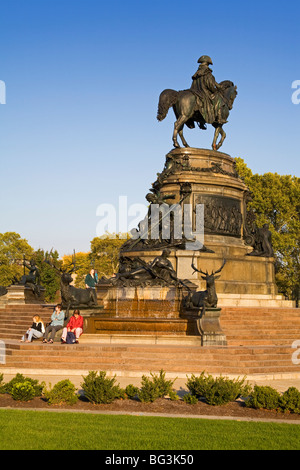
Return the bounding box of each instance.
[0,285,45,305]
[85,147,293,345]
[121,147,289,307]
[197,308,227,346]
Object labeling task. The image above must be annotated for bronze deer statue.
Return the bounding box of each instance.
[184,257,227,313]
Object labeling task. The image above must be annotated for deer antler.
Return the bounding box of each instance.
[191,252,198,274]
[44,249,64,273]
[212,259,227,275]
[72,250,76,272]
[191,252,208,276]
[65,249,76,274]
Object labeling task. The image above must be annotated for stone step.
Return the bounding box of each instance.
[2,340,295,358]
[221,315,300,321]
[221,310,300,317]
[5,353,294,366]
[0,315,51,322]
[1,308,51,314]
[218,294,296,308]
[3,338,294,353]
[4,358,295,371]
[222,306,299,311]
[0,320,50,329]
[219,300,295,308]
[222,321,300,327]
[2,345,296,362]
[3,356,299,376]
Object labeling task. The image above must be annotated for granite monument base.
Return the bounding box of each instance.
[0,285,45,305]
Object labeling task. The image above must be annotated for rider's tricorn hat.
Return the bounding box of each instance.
[198,55,213,65]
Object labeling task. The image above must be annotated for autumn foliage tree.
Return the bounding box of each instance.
[90,232,130,279]
[235,158,300,304]
[0,232,34,286]
[0,233,61,303]
[62,233,130,288]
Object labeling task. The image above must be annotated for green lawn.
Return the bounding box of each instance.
[0,409,299,450]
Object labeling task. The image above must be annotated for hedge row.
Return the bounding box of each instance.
[1,370,300,413]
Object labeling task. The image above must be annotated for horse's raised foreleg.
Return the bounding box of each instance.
[216,127,226,150]
[212,126,226,151]
[173,115,188,148]
[212,127,220,151]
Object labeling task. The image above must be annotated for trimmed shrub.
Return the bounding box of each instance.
[204,376,251,406]
[81,371,125,404]
[186,372,251,406]
[0,373,4,394]
[168,389,179,401]
[11,381,35,402]
[245,385,281,411]
[186,372,214,399]
[137,375,161,403]
[125,384,139,399]
[137,370,177,403]
[1,373,44,397]
[280,387,300,414]
[183,393,198,405]
[43,379,78,406]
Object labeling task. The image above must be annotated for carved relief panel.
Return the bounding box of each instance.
[194,194,242,238]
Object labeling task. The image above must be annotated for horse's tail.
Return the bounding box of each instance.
[157,89,178,121]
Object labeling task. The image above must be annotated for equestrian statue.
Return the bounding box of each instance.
[157,55,237,151]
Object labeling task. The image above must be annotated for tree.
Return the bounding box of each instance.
[0,232,34,286]
[235,158,300,303]
[0,234,62,303]
[32,249,61,303]
[61,234,130,288]
[61,252,91,289]
[90,233,130,280]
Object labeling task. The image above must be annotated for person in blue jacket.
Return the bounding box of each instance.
[42,304,65,344]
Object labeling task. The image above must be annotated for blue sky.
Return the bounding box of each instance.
[0,0,299,255]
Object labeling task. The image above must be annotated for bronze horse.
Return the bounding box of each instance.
[157,81,237,151]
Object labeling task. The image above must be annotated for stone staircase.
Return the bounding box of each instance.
[221,307,300,347]
[1,304,300,377]
[0,304,53,341]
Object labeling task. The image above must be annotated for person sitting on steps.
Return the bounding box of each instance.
[42,304,65,344]
[60,309,84,344]
[20,315,45,342]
